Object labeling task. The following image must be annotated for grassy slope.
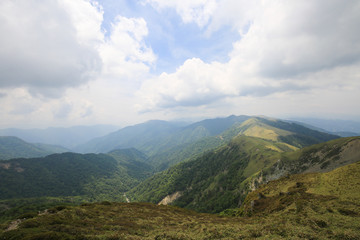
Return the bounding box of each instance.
[1,162,359,239]
[233,117,339,148]
[262,136,360,178]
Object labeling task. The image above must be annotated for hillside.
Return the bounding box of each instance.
[1,162,359,239]
[240,161,360,216]
[257,136,360,183]
[76,115,338,171]
[129,135,292,213]
[0,136,68,160]
[74,120,182,154]
[129,136,358,213]
[0,150,152,201]
[228,117,339,148]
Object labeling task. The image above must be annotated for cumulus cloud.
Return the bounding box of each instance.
[138,0,360,111]
[229,0,360,79]
[100,16,156,81]
[0,0,103,97]
[0,0,158,127]
[138,58,232,110]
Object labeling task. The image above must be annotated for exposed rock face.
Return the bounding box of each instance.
[158,191,182,205]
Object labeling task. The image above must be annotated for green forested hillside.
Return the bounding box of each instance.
[107,148,153,181]
[74,116,338,173]
[1,161,359,240]
[0,136,67,160]
[75,116,250,155]
[0,150,152,201]
[129,136,289,212]
[129,136,358,213]
[74,120,182,154]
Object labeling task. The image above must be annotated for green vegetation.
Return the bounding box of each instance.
[0,136,67,160]
[75,116,339,174]
[0,116,358,239]
[1,161,359,239]
[0,197,86,223]
[130,136,359,214]
[230,117,339,148]
[0,149,153,221]
[262,136,360,178]
[129,136,287,213]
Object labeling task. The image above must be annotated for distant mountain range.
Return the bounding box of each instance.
[289,117,360,136]
[75,116,339,169]
[0,125,118,149]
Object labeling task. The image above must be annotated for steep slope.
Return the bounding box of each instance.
[256,136,360,182]
[129,135,292,213]
[0,125,118,149]
[148,135,227,171]
[238,161,360,228]
[107,148,153,181]
[129,136,358,213]
[0,136,67,160]
[148,115,251,170]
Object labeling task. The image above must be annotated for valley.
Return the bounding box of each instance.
[0,115,359,239]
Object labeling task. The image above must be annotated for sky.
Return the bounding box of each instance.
[0,0,360,128]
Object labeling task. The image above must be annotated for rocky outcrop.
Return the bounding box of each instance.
[158,191,182,205]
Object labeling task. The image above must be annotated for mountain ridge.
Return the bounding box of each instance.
[0,136,68,160]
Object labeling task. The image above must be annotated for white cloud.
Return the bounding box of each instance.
[59,0,104,46]
[0,0,158,127]
[145,0,217,27]
[138,0,360,113]
[99,16,156,81]
[228,0,360,79]
[1,0,359,128]
[0,0,102,97]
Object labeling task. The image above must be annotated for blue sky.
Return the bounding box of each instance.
[99,0,239,73]
[0,0,359,128]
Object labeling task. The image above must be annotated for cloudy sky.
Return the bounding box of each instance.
[1,0,360,128]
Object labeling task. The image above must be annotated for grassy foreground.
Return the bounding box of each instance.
[1,199,359,239]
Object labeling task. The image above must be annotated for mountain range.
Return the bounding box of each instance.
[0,125,118,149]
[0,114,359,239]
